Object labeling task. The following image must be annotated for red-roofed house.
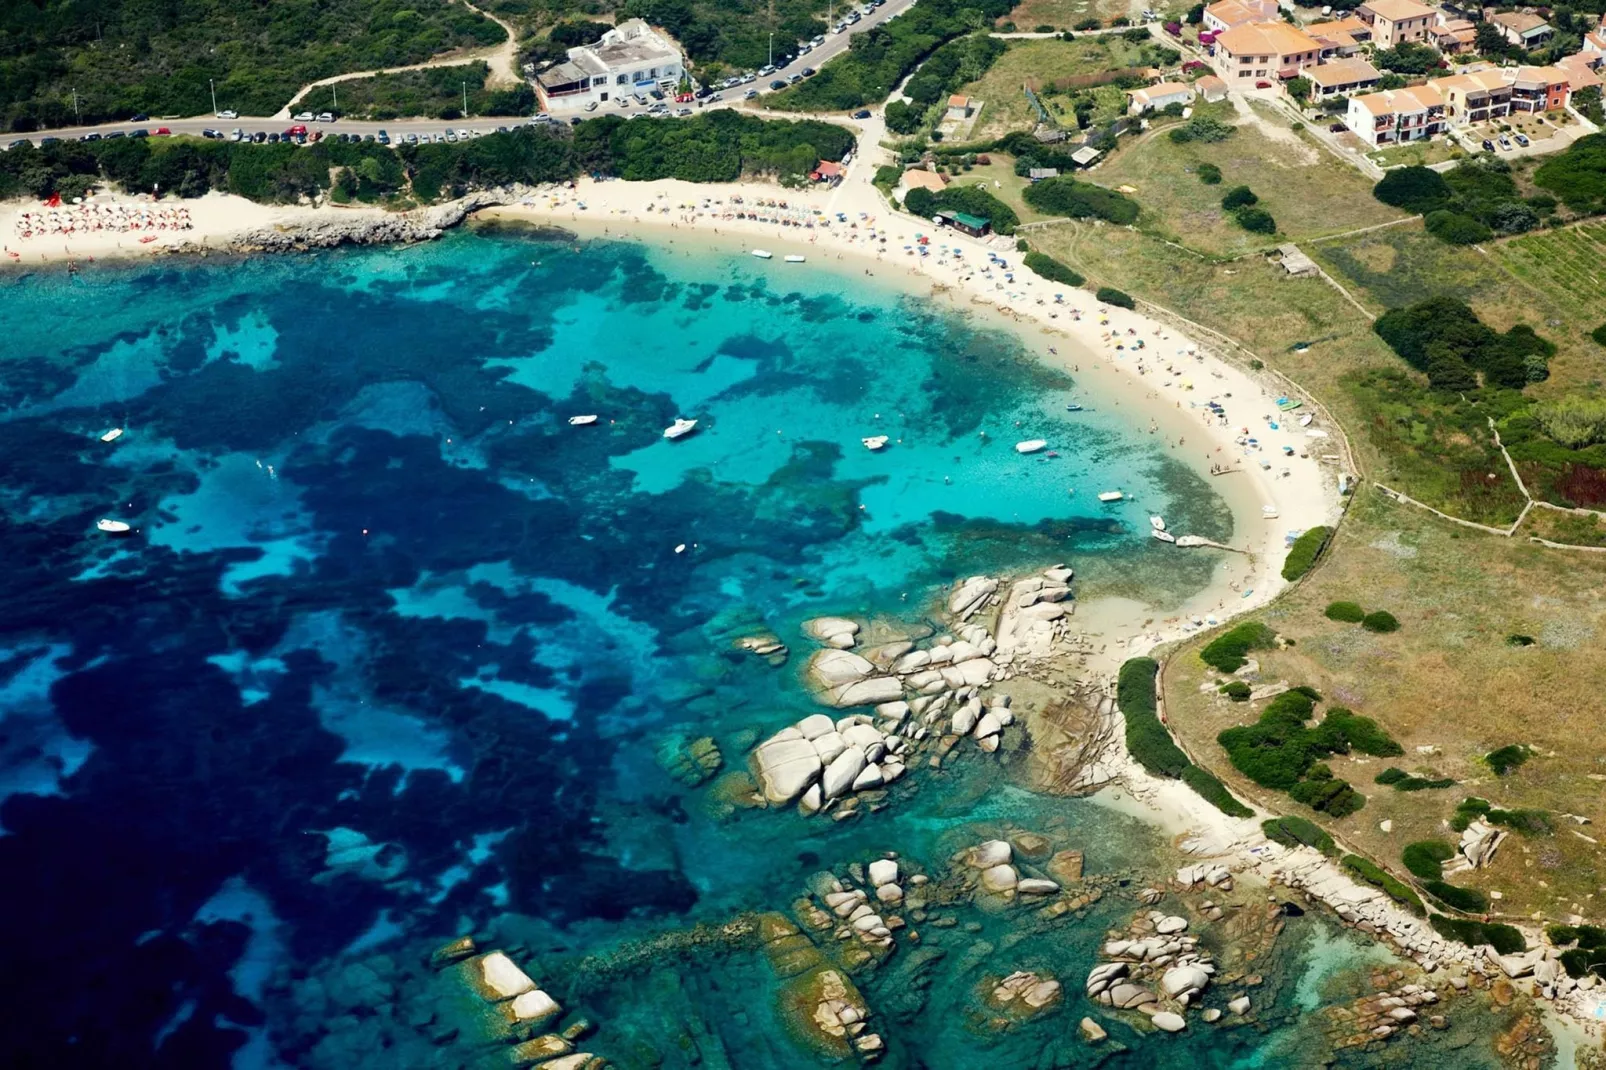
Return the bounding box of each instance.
[1212,22,1323,88]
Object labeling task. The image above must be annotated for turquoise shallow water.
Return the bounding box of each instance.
[0,229,1494,1067]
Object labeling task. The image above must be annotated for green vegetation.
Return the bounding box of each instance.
[1373,41,1439,75]
[1534,133,1606,215]
[1536,395,1606,449]
[1325,601,1365,623]
[1196,162,1221,185]
[1216,691,1400,818]
[1181,765,1254,818]
[1,0,505,131]
[1373,296,1552,392]
[1374,767,1455,791]
[1431,915,1526,953]
[517,0,821,78]
[1451,796,1490,832]
[573,112,855,184]
[1378,158,1551,245]
[1233,206,1276,235]
[1594,323,1606,347]
[1554,926,1606,978]
[1096,286,1135,310]
[1341,854,1425,914]
[1023,251,1085,287]
[1021,176,1140,224]
[1220,680,1251,701]
[1168,116,1234,144]
[904,185,1021,234]
[1423,209,1492,246]
[1282,525,1332,581]
[1200,621,1276,673]
[1118,657,1188,778]
[1484,744,1531,776]
[1221,185,1257,210]
[770,0,1013,112]
[1262,815,1336,855]
[1401,839,1455,880]
[1361,610,1399,633]
[1424,879,1489,912]
[296,63,534,122]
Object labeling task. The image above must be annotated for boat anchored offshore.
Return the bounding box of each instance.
[97,518,132,535]
[1098,490,1124,503]
[1149,515,1166,531]
[1015,439,1048,454]
[663,418,699,440]
[568,415,599,426]
[862,435,889,451]
[751,249,773,259]
[1151,528,1176,543]
[100,428,124,443]
[784,254,806,263]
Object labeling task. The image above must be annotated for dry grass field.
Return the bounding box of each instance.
[956,37,1151,143]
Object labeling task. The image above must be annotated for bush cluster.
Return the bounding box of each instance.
[1118,658,1252,817]
[1401,839,1455,880]
[1262,815,1336,855]
[1220,680,1251,701]
[904,184,1021,234]
[1197,162,1222,184]
[1168,116,1235,144]
[1361,610,1399,633]
[1282,526,1333,580]
[1325,601,1365,622]
[1424,880,1489,912]
[1341,854,1425,914]
[1484,744,1531,776]
[1374,296,1553,392]
[1377,156,1549,245]
[1553,926,1606,979]
[1022,251,1085,288]
[1218,692,1400,818]
[1451,796,1491,832]
[1374,767,1455,791]
[1430,915,1527,954]
[1200,621,1276,673]
[1022,176,1140,224]
[1096,287,1136,310]
[1533,132,1606,215]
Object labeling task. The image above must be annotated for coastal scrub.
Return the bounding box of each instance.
[1281,525,1332,581]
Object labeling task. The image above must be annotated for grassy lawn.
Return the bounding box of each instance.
[1369,139,1465,169]
[945,156,1059,223]
[1160,486,1606,924]
[1001,0,1193,30]
[958,37,1157,142]
[1088,107,1410,256]
[1519,505,1606,547]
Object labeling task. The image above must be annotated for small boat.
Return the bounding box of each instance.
[1151,529,1176,543]
[1065,403,1085,412]
[1149,515,1166,531]
[96,518,132,535]
[1298,413,1314,427]
[1276,398,1303,412]
[862,435,889,451]
[663,418,699,440]
[100,428,124,443]
[751,249,773,259]
[568,415,599,426]
[1261,504,1280,519]
[1098,490,1124,503]
[784,254,806,263]
[1015,439,1048,454]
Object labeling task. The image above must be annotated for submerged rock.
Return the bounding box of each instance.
[754,736,824,805]
[655,734,724,787]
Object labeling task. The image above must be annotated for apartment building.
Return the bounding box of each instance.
[1428,17,1477,55]
[1304,56,1383,99]
[1507,65,1570,113]
[1307,16,1373,57]
[1355,0,1437,48]
[534,20,685,111]
[1433,68,1513,124]
[1346,84,1446,146]
[1212,22,1324,87]
[1202,0,1282,33]
[1490,11,1554,49]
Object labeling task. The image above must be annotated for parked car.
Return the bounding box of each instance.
[293,112,313,122]
[745,89,760,99]
[82,132,102,141]
[104,130,125,139]
[1328,121,1345,132]
[1254,79,1272,89]
[252,131,267,143]
[1498,135,1513,150]
[266,132,280,143]
[230,129,244,141]
[8,139,29,149]
[316,112,334,122]
[201,129,221,139]
[770,79,788,90]
[155,126,172,135]
[1481,138,1495,151]
[1514,132,1530,147]
[217,109,238,119]
[288,124,308,135]
[406,133,419,144]
[802,67,816,77]
[585,100,599,111]
[39,136,60,145]
[853,109,872,119]
[129,128,150,138]
[676,107,693,116]
[131,113,149,122]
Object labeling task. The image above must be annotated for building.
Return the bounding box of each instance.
[1213,22,1324,87]
[1587,15,1606,55]
[934,211,992,237]
[1127,82,1197,113]
[1196,74,1231,102]
[534,20,684,112]
[1490,11,1553,49]
[810,160,845,185]
[1276,243,1319,277]
[1027,167,1060,181]
[1355,0,1437,48]
[1508,65,1570,112]
[1202,0,1280,33]
[899,169,948,195]
[1433,68,1513,124]
[1428,18,1477,55]
[947,95,973,120]
[1303,56,1383,100]
[1346,84,1446,145]
[1558,53,1603,94]
[1307,16,1373,57]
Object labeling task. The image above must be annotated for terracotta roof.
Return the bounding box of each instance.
[1196,74,1229,91]
[1431,69,1508,94]
[1204,0,1279,26]
[1307,16,1368,35]
[1131,82,1194,103]
[1359,0,1435,22]
[1352,84,1442,115]
[1215,21,1322,56]
[1558,55,1602,89]
[900,169,948,193]
[1491,11,1550,33]
[948,94,969,107]
[1305,56,1381,87]
[1512,65,1569,87]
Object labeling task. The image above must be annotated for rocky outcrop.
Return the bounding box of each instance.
[218,187,534,255]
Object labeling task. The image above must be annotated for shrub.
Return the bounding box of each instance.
[1548,924,1580,946]
[1221,185,1258,209]
[1559,948,1606,978]
[1394,773,1456,791]
[1220,681,1251,701]
[1200,621,1277,673]
[1487,806,1554,836]
[1533,132,1606,214]
[1451,796,1491,832]
[1325,601,1365,622]
[1282,525,1333,580]
[1595,323,1606,347]
[904,184,1021,234]
[1262,815,1335,855]
[1316,707,1403,757]
[1361,610,1399,633]
[1424,209,1492,245]
[1169,116,1235,143]
[1373,165,1452,213]
[1401,839,1455,880]
[1022,176,1140,224]
[1342,855,1425,914]
[1233,206,1277,234]
[1197,162,1222,185]
[1533,395,1606,449]
[1374,767,1408,785]
[1424,880,1489,912]
[1432,915,1527,953]
[1118,657,1190,778]
[1484,744,1530,776]
[1182,765,1254,817]
[1373,295,1553,392]
[1022,251,1085,287]
[1096,287,1136,310]
[1290,773,1365,816]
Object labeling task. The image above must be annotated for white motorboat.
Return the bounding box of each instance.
[752,249,773,259]
[1298,413,1314,427]
[1261,504,1280,519]
[784,254,806,263]
[1015,439,1048,454]
[862,435,889,450]
[568,415,599,426]
[663,418,699,440]
[1149,515,1166,531]
[100,428,124,443]
[1151,528,1176,543]
[1098,490,1124,503]
[96,518,132,534]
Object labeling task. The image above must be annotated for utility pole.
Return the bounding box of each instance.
[72,87,80,125]
[769,32,774,68]
[332,83,338,112]
[463,81,468,116]
[209,78,217,115]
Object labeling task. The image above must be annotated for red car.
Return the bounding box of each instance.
[1255,80,1272,89]
[155,126,172,135]
[288,124,308,136]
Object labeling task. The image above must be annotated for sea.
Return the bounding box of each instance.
[0,227,1498,1068]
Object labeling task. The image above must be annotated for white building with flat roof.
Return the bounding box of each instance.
[535,20,685,111]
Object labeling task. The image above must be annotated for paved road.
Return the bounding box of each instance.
[3,0,918,149]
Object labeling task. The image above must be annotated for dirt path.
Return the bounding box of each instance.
[1228,92,1318,164]
[274,0,520,119]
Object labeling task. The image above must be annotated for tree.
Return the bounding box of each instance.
[1475,21,1507,57]
[1234,206,1277,233]
[1186,2,1205,24]
[1373,165,1451,213]
[1287,77,1313,105]
[1221,184,1257,209]
[1374,41,1440,74]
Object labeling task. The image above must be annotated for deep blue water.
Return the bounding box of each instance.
[0,229,1491,1068]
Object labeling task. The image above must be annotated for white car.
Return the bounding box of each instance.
[217,109,238,119]
[293,111,313,122]
[316,112,334,123]
[229,128,244,141]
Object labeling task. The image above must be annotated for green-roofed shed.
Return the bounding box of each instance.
[934,210,992,237]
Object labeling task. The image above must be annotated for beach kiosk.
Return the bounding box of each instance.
[933,211,992,238]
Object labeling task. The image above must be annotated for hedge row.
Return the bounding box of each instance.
[1262,815,1335,855]
[1182,765,1254,818]
[1424,880,1489,913]
[1430,915,1526,955]
[1282,525,1333,581]
[1022,251,1086,288]
[1117,657,1252,817]
[1097,286,1136,310]
[1341,854,1425,915]
[1375,767,1456,791]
